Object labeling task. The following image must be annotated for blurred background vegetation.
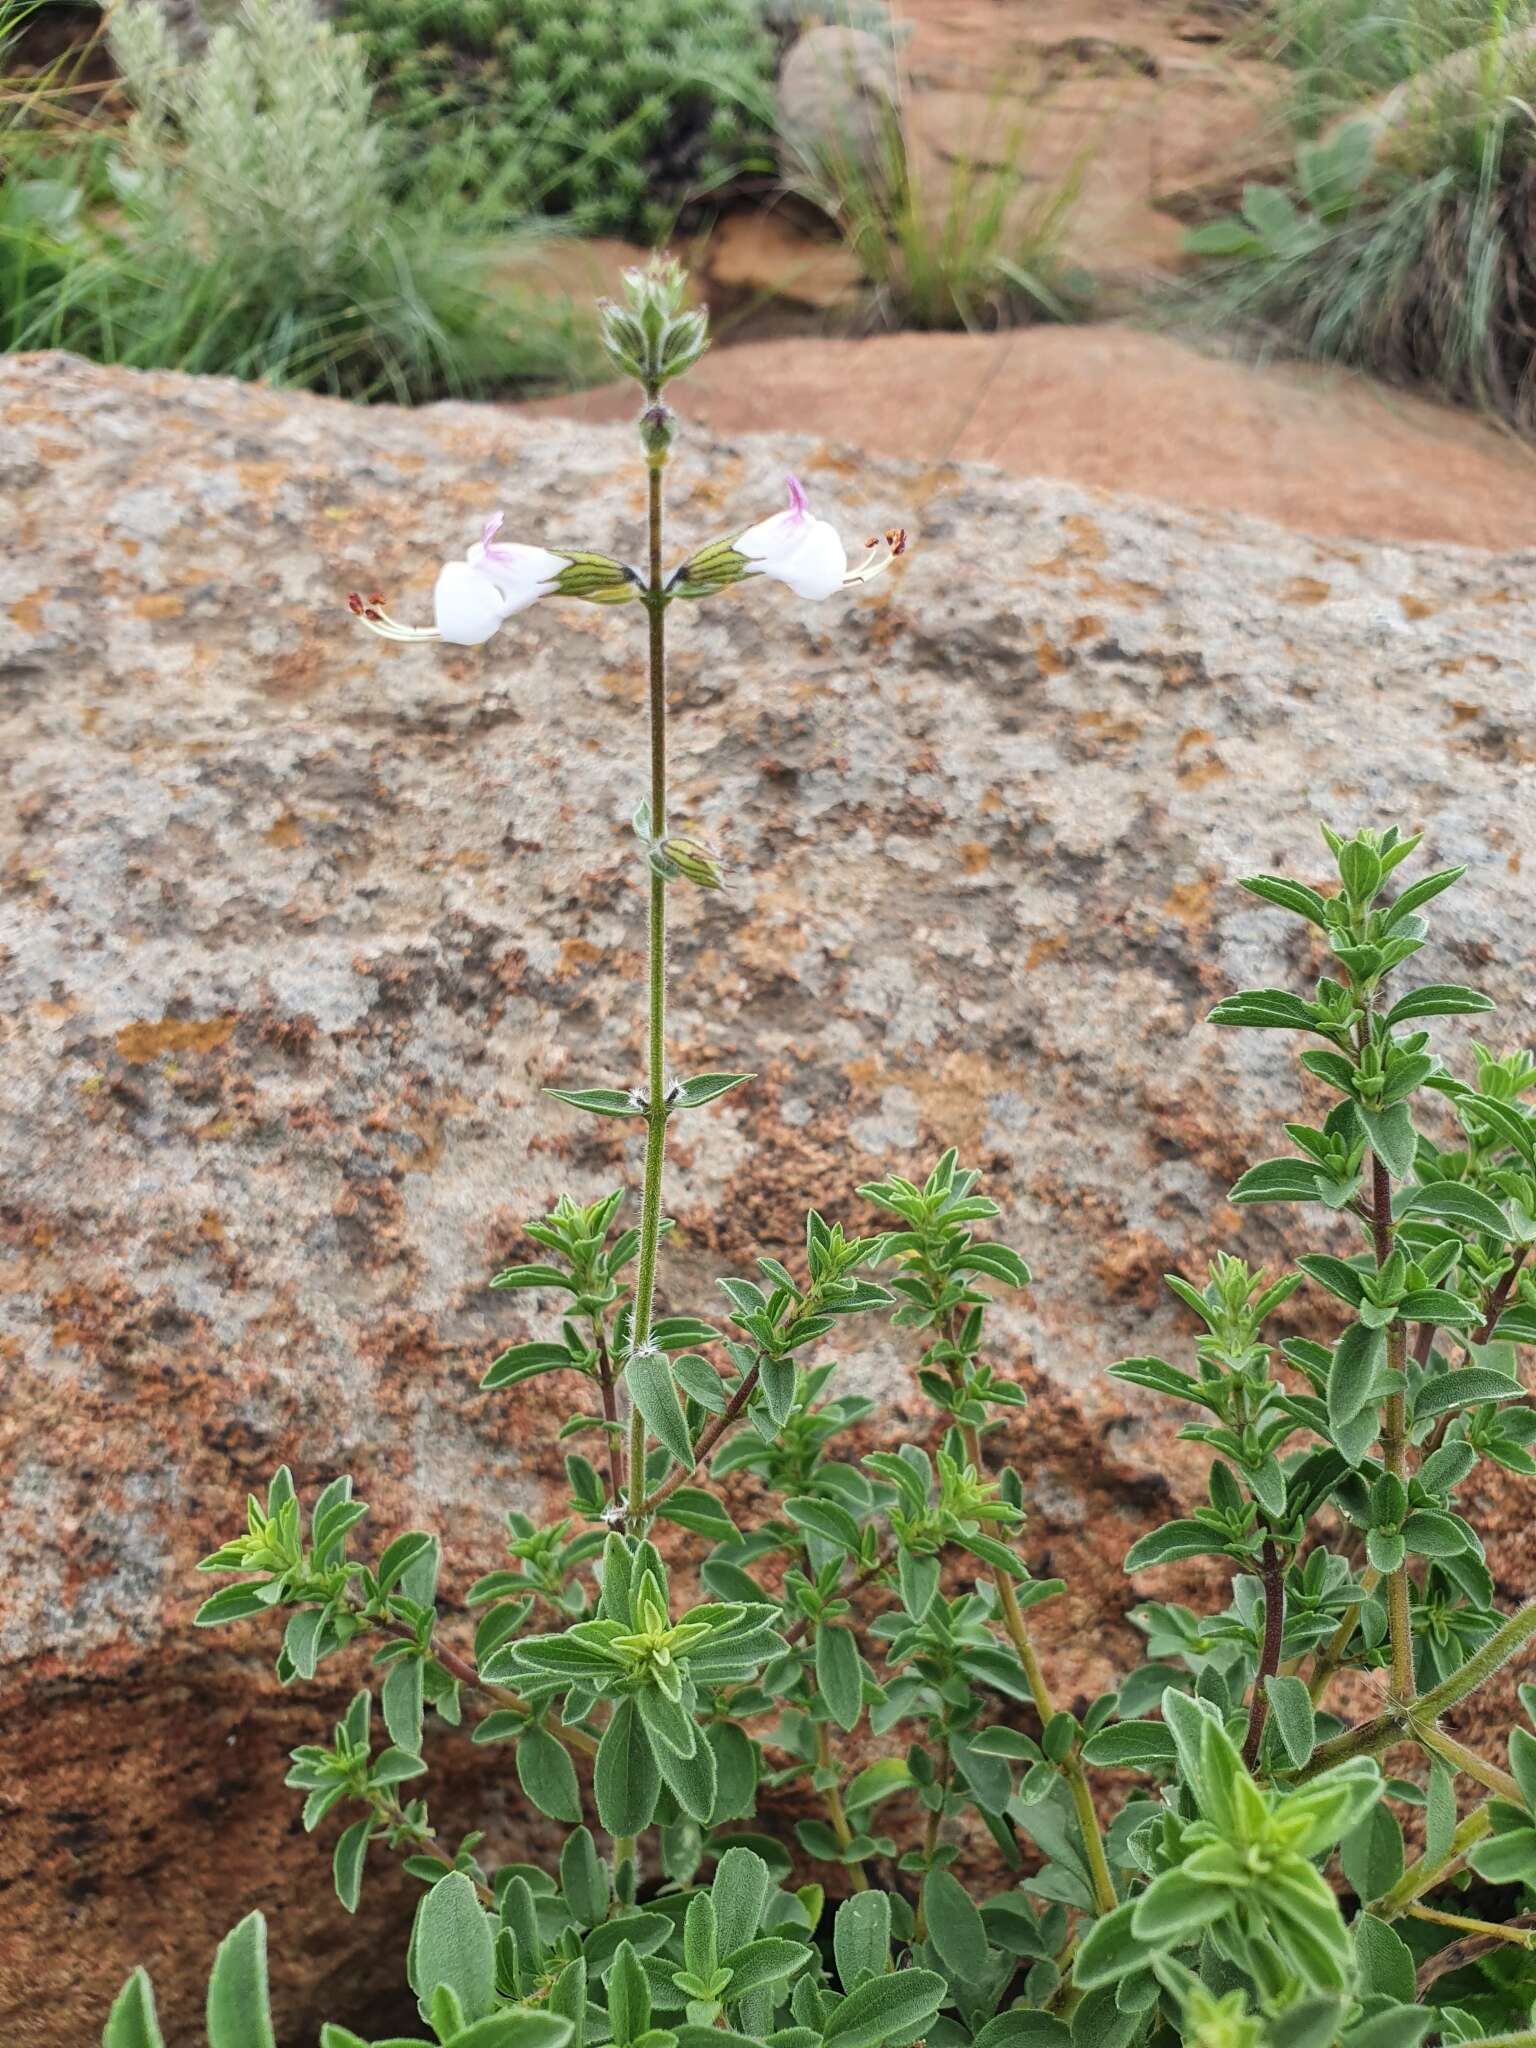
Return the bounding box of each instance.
[4,0,1536,434]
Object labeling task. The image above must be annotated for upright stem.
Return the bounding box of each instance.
[626,456,671,1528]
[1370,1151,1416,1701]
[1242,1538,1286,1770]
[814,1715,869,1893]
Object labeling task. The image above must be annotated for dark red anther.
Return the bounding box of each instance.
[346,593,365,614]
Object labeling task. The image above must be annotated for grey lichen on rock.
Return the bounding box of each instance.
[3,350,1535,2042]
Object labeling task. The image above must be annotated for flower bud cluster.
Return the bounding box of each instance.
[599,257,709,395]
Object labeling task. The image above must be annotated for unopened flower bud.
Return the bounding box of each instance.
[601,257,710,395]
[639,404,679,464]
[552,551,642,607]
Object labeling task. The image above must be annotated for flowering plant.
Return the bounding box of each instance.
[108,266,1536,2048]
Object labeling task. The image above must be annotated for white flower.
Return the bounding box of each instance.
[736,475,850,601]
[350,514,570,647]
[674,478,907,603]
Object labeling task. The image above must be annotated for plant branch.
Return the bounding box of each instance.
[813,1710,869,1892]
[1415,1601,1536,1719]
[1242,1537,1286,1770]
[1415,1913,1536,2004]
[1370,1150,1415,1703]
[1304,1566,1381,1704]
[1418,1722,1523,1805]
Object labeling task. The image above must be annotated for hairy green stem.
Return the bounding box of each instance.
[813,1713,869,1892]
[1242,1538,1286,1769]
[1419,1722,1523,1805]
[625,456,671,1528]
[1370,1150,1416,1702]
[1379,1801,1493,1916]
[1416,1600,1536,1719]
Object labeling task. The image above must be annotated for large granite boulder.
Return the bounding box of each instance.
[3,352,1535,2044]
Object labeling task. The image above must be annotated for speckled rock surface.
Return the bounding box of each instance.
[3,352,1536,2043]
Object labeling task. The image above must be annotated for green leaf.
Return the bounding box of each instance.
[719,1936,812,1999]
[206,1914,277,2048]
[821,1968,946,2048]
[1264,1676,1315,1769]
[833,1891,891,1992]
[1229,1159,1328,1205]
[1071,1900,1145,1989]
[194,1584,275,1628]
[1079,1722,1177,1770]
[517,1725,583,1823]
[1413,1366,1525,1420]
[786,1495,863,1551]
[713,1844,772,1955]
[1239,874,1331,929]
[377,1531,436,1594]
[1341,1804,1403,1904]
[561,1828,610,1928]
[1130,1867,1230,1945]
[1328,1323,1386,1434]
[483,1342,577,1391]
[675,1073,753,1110]
[1353,1913,1414,2004]
[104,1970,166,2048]
[410,1872,496,2024]
[654,1716,718,1823]
[1208,989,1323,1032]
[816,1625,863,1733]
[1510,1727,1536,1815]
[1469,1823,1536,1884]
[920,1869,988,1979]
[1401,1181,1511,1240]
[383,1656,424,1754]
[1360,1103,1417,1181]
[545,1087,645,1117]
[1123,1520,1233,1570]
[596,1697,660,1837]
[1386,984,1493,1026]
[625,1348,695,1472]
[333,1819,370,1914]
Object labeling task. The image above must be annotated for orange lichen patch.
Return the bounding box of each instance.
[1449,702,1483,726]
[959,841,991,874]
[1178,755,1228,787]
[264,813,304,849]
[9,591,47,633]
[132,593,186,621]
[115,1015,238,1062]
[1174,726,1213,755]
[1163,879,1214,929]
[978,788,1005,815]
[35,999,76,1025]
[1038,514,1109,573]
[1034,632,1070,676]
[1076,709,1142,743]
[1280,575,1331,605]
[906,1049,999,1152]
[1400,593,1438,620]
[1026,933,1069,969]
[1070,613,1104,642]
[232,462,288,500]
[557,937,602,978]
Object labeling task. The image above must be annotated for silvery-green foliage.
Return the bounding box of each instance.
[104,275,1536,2045]
[109,0,384,291]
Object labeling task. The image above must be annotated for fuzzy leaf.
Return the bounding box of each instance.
[206,1914,277,2048]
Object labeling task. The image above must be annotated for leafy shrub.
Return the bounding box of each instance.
[2,0,594,400]
[106,269,1536,2045]
[339,0,777,242]
[1187,0,1536,431]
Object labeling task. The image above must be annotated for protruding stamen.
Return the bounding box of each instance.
[345,591,440,642]
[843,526,907,588]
